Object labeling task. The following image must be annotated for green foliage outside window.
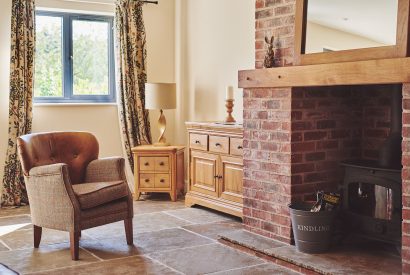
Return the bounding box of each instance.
[73,20,109,95]
[34,16,62,97]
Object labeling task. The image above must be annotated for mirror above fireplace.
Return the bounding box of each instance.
[294,0,410,65]
[305,0,398,53]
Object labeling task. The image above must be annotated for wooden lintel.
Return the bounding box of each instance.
[238,58,410,89]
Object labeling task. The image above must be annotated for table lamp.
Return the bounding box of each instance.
[145,83,176,146]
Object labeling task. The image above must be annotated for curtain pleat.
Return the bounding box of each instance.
[115,0,152,171]
[1,0,35,206]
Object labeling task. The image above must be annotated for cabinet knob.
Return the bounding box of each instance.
[237,146,243,149]
[145,179,150,183]
[214,175,219,179]
[215,143,221,147]
[160,179,165,183]
[195,140,200,144]
[144,162,149,166]
[159,162,165,166]
[218,175,223,179]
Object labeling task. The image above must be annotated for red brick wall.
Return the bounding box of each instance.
[402,84,410,274]
[245,0,296,242]
[290,86,362,201]
[255,0,296,68]
[243,87,293,242]
[290,85,397,201]
[361,85,393,160]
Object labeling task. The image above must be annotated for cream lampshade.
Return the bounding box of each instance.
[145,83,176,146]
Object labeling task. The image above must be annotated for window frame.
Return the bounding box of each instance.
[34,11,116,103]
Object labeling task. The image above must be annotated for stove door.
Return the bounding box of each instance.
[347,182,393,220]
[341,166,401,244]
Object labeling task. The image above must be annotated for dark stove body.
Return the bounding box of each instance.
[341,160,402,245]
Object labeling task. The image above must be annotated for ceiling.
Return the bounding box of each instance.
[307,0,398,45]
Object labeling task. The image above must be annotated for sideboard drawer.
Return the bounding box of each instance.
[230,138,243,156]
[190,134,208,151]
[209,135,229,154]
[139,157,155,171]
[139,174,155,188]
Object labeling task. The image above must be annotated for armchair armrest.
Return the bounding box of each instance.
[26,163,80,231]
[85,157,126,182]
[30,163,67,176]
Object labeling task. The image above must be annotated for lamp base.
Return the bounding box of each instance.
[154,109,170,147]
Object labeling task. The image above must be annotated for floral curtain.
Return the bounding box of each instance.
[1,0,35,206]
[115,0,152,170]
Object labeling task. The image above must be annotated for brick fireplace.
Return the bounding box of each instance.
[243,84,404,240]
[241,0,410,273]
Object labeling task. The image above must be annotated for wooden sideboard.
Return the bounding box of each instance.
[185,122,243,218]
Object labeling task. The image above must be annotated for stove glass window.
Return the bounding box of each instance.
[348,182,393,220]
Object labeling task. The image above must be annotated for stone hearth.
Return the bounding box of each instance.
[219,229,401,275]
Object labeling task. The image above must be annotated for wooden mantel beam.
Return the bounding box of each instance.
[238,58,410,89]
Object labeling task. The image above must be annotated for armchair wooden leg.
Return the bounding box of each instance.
[70,231,80,260]
[33,225,42,248]
[124,218,133,245]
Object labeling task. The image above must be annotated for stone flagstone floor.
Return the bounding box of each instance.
[0,194,298,275]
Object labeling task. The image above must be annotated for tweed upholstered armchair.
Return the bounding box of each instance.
[17,132,134,260]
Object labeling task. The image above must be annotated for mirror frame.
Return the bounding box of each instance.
[294,0,410,65]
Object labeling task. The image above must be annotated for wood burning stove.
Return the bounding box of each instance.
[340,88,403,245]
[341,160,401,245]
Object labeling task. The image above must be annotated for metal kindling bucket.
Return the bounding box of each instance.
[289,202,337,254]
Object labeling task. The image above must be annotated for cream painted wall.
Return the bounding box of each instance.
[0,0,175,201]
[36,0,113,13]
[306,21,385,53]
[144,0,176,145]
[174,0,254,144]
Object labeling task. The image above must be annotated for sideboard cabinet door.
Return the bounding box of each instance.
[191,151,219,197]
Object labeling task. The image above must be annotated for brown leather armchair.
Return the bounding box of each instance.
[17,132,134,260]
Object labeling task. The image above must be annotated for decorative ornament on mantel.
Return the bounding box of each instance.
[225,86,236,123]
[263,36,275,68]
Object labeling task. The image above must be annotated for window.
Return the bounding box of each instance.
[34,11,115,103]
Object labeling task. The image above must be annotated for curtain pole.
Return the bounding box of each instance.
[142,1,158,4]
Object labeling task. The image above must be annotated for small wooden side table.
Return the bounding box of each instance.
[132,145,185,201]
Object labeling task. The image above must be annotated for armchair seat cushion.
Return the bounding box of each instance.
[72,181,129,210]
